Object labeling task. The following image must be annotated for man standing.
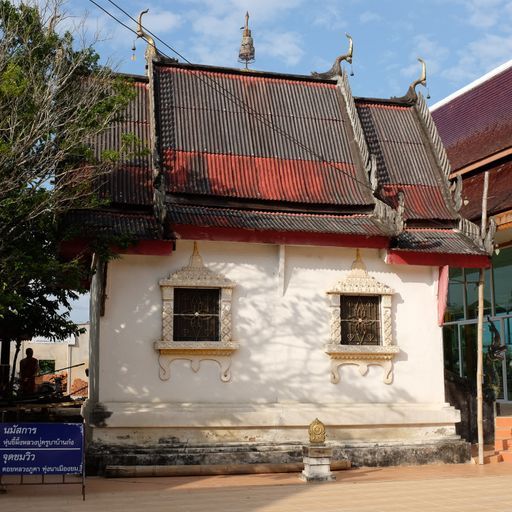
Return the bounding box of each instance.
[19,348,39,395]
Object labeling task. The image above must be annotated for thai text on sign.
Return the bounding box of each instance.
[0,423,84,475]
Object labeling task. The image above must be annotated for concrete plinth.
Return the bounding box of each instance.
[300,445,335,482]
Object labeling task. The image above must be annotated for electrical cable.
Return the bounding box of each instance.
[87,0,384,197]
[87,0,465,232]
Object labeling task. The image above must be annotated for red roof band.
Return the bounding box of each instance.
[66,59,491,267]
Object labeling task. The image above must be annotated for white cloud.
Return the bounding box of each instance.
[192,12,240,40]
[186,10,241,65]
[67,294,89,324]
[464,0,506,29]
[400,34,449,79]
[313,3,346,30]
[360,11,381,24]
[443,33,512,84]
[181,0,303,23]
[181,0,305,67]
[141,9,182,34]
[259,31,304,67]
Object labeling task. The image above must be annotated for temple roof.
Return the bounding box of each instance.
[432,62,512,172]
[167,203,396,237]
[458,159,512,221]
[74,58,490,264]
[155,63,374,207]
[393,228,487,255]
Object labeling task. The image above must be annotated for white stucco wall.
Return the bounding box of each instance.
[95,240,454,442]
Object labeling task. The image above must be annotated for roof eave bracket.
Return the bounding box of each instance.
[371,199,404,237]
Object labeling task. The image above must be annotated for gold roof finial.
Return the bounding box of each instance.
[312,33,353,80]
[136,9,157,61]
[411,57,427,92]
[238,11,255,70]
[396,57,430,103]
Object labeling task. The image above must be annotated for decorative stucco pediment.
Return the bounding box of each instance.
[155,242,238,383]
[160,243,235,289]
[326,250,397,385]
[327,250,394,296]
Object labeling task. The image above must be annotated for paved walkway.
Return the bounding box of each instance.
[3,463,512,512]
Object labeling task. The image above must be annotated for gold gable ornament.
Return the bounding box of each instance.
[308,418,326,444]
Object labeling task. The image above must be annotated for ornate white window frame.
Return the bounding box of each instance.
[325,251,399,384]
[154,242,238,382]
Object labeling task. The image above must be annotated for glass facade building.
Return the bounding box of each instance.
[443,247,512,401]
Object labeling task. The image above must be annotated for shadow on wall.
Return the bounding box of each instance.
[99,242,436,429]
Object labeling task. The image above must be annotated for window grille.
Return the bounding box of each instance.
[173,288,220,341]
[340,295,381,345]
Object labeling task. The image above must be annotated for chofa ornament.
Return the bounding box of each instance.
[308,418,326,444]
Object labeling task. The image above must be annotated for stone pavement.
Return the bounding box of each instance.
[2,463,512,512]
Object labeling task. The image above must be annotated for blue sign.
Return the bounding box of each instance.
[0,423,83,476]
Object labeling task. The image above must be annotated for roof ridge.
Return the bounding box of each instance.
[431,59,512,111]
[155,58,337,85]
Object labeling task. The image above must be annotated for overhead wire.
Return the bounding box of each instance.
[87,0,464,232]
[87,0,381,197]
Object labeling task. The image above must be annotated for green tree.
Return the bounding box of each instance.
[0,0,134,395]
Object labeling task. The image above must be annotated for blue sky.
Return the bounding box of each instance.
[63,0,512,322]
[66,0,512,103]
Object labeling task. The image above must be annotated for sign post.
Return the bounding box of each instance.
[0,422,85,499]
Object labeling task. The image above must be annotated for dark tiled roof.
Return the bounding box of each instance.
[432,64,512,171]
[380,184,456,220]
[65,210,161,239]
[459,159,512,220]
[393,229,486,255]
[356,100,457,221]
[168,204,394,236]
[154,64,375,207]
[166,152,364,204]
[96,81,153,207]
[75,66,489,259]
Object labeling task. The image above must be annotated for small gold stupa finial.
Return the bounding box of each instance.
[238,11,255,70]
[308,418,326,444]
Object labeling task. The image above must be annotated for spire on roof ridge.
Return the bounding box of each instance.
[136,10,156,60]
[395,57,430,104]
[238,11,255,70]
[311,33,353,80]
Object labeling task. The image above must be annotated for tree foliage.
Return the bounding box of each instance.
[0,0,133,343]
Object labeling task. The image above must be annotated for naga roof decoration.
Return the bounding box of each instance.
[75,39,492,264]
[311,33,353,81]
[393,58,429,105]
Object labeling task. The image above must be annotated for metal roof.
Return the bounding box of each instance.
[155,64,375,207]
[459,159,512,220]
[392,229,486,255]
[65,210,161,239]
[356,101,457,220]
[432,65,512,171]
[380,184,457,220]
[168,204,394,236]
[75,66,489,259]
[166,151,366,204]
[95,82,153,207]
